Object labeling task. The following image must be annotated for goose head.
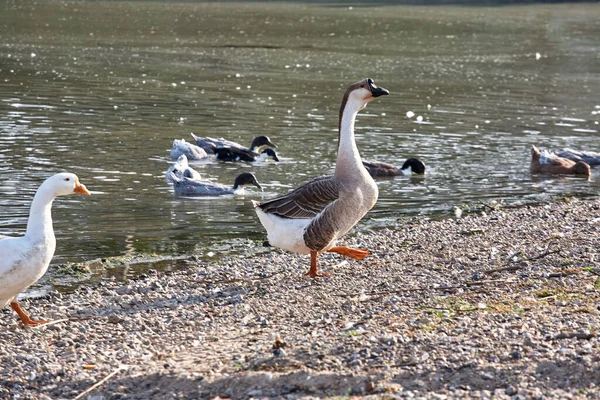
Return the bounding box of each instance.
[261,148,279,162]
[250,136,277,150]
[233,172,262,191]
[43,173,91,197]
[344,78,389,112]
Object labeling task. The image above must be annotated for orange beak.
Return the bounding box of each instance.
[74,180,91,195]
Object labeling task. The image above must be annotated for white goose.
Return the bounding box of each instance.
[0,173,90,326]
[253,78,389,278]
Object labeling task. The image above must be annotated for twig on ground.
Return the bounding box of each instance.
[73,366,127,400]
[484,265,521,275]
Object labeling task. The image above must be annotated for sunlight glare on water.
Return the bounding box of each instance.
[0,1,598,275]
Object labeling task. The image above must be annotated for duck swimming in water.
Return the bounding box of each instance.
[554,149,600,166]
[0,173,90,326]
[362,158,426,177]
[530,145,591,177]
[191,133,277,155]
[171,172,262,196]
[165,154,202,183]
[170,139,208,161]
[253,78,389,279]
[214,147,279,162]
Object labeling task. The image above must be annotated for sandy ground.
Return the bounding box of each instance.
[1,198,599,399]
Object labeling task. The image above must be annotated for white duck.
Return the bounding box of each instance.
[253,78,389,278]
[0,173,90,326]
[165,154,202,183]
[170,139,208,161]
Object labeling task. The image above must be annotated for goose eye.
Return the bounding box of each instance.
[64,177,70,182]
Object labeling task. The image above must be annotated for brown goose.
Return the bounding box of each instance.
[252,78,389,278]
[530,145,591,177]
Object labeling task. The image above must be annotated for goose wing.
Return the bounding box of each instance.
[362,160,399,177]
[257,176,341,219]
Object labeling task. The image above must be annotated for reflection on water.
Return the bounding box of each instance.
[0,2,599,277]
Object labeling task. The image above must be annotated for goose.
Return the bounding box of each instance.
[170,139,208,161]
[252,78,389,279]
[555,149,600,166]
[530,145,591,177]
[171,172,262,196]
[0,173,90,326]
[191,133,277,155]
[165,154,202,183]
[362,158,426,177]
[214,147,280,162]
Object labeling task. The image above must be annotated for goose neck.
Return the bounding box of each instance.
[335,98,363,177]
[25,185,56,240]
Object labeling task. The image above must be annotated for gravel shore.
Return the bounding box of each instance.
[1,199,599,399]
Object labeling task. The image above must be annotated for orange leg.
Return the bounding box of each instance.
[10,301,49,326]
[302,250,331,279]
[327,246,370,260]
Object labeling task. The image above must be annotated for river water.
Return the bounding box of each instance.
[1,1,599,277]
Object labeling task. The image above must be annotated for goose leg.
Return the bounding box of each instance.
[302,250,331,279]
[327,246,370,260]
[10,301,49,326]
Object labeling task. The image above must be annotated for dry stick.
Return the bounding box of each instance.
[73,366,126,400]
[550,332,597,340]
[484,248,560,275]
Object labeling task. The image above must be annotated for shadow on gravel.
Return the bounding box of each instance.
[393,359,600,392]
[106,370,374,398]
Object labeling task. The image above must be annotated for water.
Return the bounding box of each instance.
[1,1,599,276]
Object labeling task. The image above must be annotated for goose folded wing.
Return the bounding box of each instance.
[258,176,341,219]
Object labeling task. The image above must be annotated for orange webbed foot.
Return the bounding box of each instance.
[11,301,50,327]
[327,246,370,260]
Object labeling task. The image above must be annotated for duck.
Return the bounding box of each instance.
[362,158,426,177]
[191,133,277,155]
[170,172,262,196]
[253,78,389,279]
[555,149,600,166]
[214,147,280,162]
[170,139,208,161]
[165,154,202,183]
[0,173,90,326]
[530,145,591,177]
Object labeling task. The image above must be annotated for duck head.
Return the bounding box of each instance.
[261,148,279,162]
[233,172,262,191]
[44,173,91,196]
[251,135,277,150]
[400,158,426,175]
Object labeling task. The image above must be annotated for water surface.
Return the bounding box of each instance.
[0,1,599,278]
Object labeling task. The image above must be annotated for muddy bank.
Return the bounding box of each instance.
[1,199,599,399]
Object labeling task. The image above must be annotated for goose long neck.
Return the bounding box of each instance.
[334,97,363,178]
[25,184,56,241]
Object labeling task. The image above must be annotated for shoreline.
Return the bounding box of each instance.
[1,198,599,399]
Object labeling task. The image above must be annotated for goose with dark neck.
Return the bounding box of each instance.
[363,158,426,177]
[191,133,277,155]
[253,78,389,278]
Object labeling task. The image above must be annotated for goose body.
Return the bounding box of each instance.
[0,173,90,325]
[214,147,279,162]
[191,133,277,155]
[170,139,208,161]
[530,145,591,177]
[363,158,426,177]
[555,149,600,166]
[171,172,261,196]
[165,154,201,183]
[253,78,389,278]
